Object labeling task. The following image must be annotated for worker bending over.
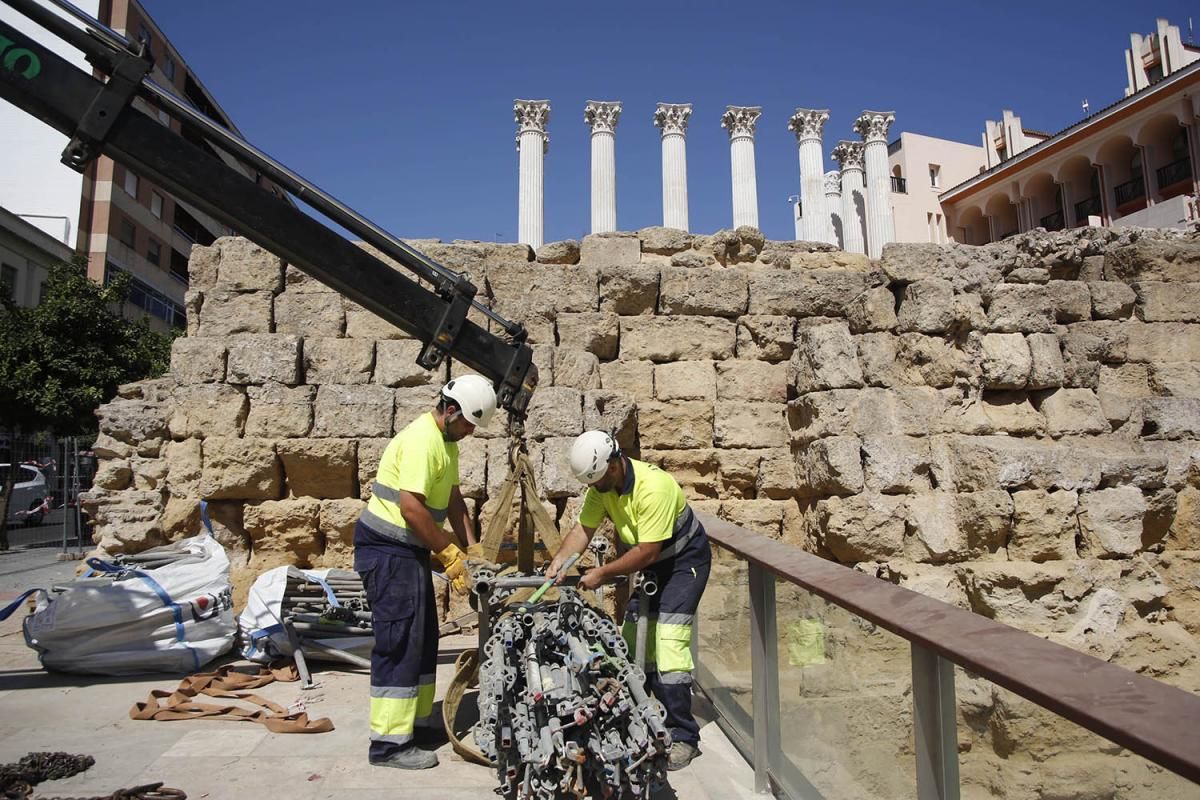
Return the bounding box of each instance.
[548,430,712,771]
[353,375,496,770]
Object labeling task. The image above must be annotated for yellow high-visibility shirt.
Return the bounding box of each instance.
[363,412,458,543]
[578,457,684,547]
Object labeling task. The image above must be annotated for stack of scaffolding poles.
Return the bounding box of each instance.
[474,586,671,799]
[279,572,373,686]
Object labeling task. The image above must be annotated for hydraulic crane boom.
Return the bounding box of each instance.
[0,0,537,417]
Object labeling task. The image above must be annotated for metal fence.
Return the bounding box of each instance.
[691,513,1200,799]
[0,431,96,548]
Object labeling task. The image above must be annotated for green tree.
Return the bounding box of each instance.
[0,258,176,548]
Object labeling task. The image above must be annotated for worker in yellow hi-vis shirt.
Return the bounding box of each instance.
[547,430,712,771]
[354,375,496,770]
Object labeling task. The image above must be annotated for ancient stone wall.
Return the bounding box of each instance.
[85,225,1200,796]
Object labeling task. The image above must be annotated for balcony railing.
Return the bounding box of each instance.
[1114,176,1146,206]
[1156,157,1192,189]
[1039,210,1065,231]
[1074,195,1102,220]
[692,513,1200,798]
[890,176,907,193]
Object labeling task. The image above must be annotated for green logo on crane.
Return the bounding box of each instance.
[0,35,41,79]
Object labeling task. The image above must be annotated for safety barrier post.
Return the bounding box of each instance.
[912,643,960,800]
[748,563,779,794]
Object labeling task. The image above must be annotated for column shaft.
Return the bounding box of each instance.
[730,137,759,228]
[863,140,892,258]
[841,169,867,254]
[662,133,689,230]
[799,140,827,241]
[518,130,545,249]
[591,131,616,233]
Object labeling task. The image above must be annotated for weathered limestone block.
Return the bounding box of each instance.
[196,289,272,337]
[903,493,968,563]
[853,387,948,438]
[244,497,322,569]
[536,240,580,265]
[556,312,619,359]
[1149,363,1200,397]
[599,265,660,315]
[979,332,1031,389]
[200,437,281,500]
[789,322,863,393]
[1009,489,1078,561]
[524,386,583,439]
[716,360,787,403]
[1078,486,1146,558]
[160,497,248,557]
[163,438,202,497]
[599,360,654,402]
[735,315,795,362]
[642,449,720,498]
[818,493,905,562]
[945,391,1045,436]
[1124,322,1200,362]
[583,390,637,450]
[957,490,1013,559]
[170,338,226,383]
[374,340,438,387]
[455,439,487,499]
[277,438,356,499]
[580,233,640,267]
[394,386,440,434]
[1006,267,1049,283]
[1136,281,1200,322]
[99,397,168,445]
[1047,280,1091,323]
[757,449,799,499]
[896,279,955,333]
[1104,237,1200,282]
[487,264,598,318]
[131,457,167,491]
[961,560,1125,631]
[846,286,898,333]
[718,449,762,496]
[169,384,247,439]
[356,438,390,500]
[1038,388,1109,437]
[658,267,748,317]
[344,301,411,340]
[245,383,313,438]
[669,250,714,269]
[798,436,863,496]
[312,498,366,568]
[655,361,716,401]
[788,389,857,441]
[226,334,301,385]
[1026,333,1065,389]
[714,402,788,449]
[552,348,601,390]
[987,284,1055,333]
[854,334,902,387]
[535,437,583,499]
[747,269,868,316]
[187,243,219,291]
[897,334,978,388]
[92,459,132,491]
[640,227,693,256]
[93,433,133,460]
[1140,397,1200,439]
[83,489,165,553]
[638,402,713,449]
[303,338,374,385]
[939,435,1101,492]
[1168,487,1200,550]
[620,316,735,362]
[862,436,935,494]
[215,237,283,293]
[875,562,970,608]
[1088,281,1136,320]
[312,385,393,438]
[273,292,344,337]
[283,264,337,293]
[879,242,996,284]
[718,499,783,538]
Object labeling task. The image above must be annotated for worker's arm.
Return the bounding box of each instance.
[447,485,475,547]
[398,489,455,552]
[548,523,595,584]
[579,541,661,590]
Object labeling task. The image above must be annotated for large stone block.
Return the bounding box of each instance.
[714,402,788,449]
[1097,363,1150,427]
[598,265,660,315]
[534,436,584,498]
[1046,280,1091,323]
[846,286,898,333]
[862,436,935,494]
[1136,281,1200,322]
[797,436,863,496]
[374,340,440,387]
[747,269,868,316]
[1149,362,1200,397]
[895,333,978,388]
[245,383,314,438]
[788,389,856,442]
[1038,388,1109,437]
[283,264,337,293]
[170,337,226,383]
[735,315,795,362]
[945,391,1045,436]
[1169,487,1200,550]
[277,438,357,499]
[580,233,640,267]
[313,497,366,568]
[1026,333,1065,389]
[896,279,955,333]
[524,386,583,439]
[226,334,301,385]
[789,322,863,393]
[1088,281,1136,320]
[187,243,220,291]
[273,291,345,337]
[987,284,1055,333]
[655,361,716,401]
[536,240,580,265]
[1140,397,1200,439]
[196,289,273,337]
[1009,489,1078,561]
[344,301,411,340]
[957,490,1013,559]
[1124,322,1200,362]
[312,385,394,438]
[99,397,168,445]
[300,338,374,386]
[243,497,321,568]
[455,439,487,499]
[1103,237,1200,282]
[903,493,968,563]
[757,448,799,498]
[169,384,247,439]
[854,387,948,438]
[200,437,281,500]
[1079,486,1146,557]
[83,488,165,553]
[599,359,654,401]
[556,312,619,359]
[939,435,1101,492]
[583,390,637,450]
[718,499,783,538]
[215,237,283,293]
[638,401,713,449]
[163,438,202,498]
[979,332,1031,389]
[640,227,694,256]
[393,386,440,434]
[818,493,905,562]
[716,360,787,403]
[552,348,602,390]
[620,316,736,362]
[487,264,598,318]
[356,438,391,500]
[658,267,748,317]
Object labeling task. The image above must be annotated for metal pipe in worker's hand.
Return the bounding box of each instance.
[529,553,579,603]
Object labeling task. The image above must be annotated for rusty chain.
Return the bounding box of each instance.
[0,752,185,800]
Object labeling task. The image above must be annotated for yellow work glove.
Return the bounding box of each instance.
[436,543,469,596]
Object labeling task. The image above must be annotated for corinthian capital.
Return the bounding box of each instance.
[585,100,622,134]
[654,102,692,136]
[853,110,895,144]
[824,170,841,195]
[514,98,551,152]
[831,140,866,172]
[787,108,829,143]
[721,106,762,140]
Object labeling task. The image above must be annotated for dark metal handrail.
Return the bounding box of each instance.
[1156,157,1192,188]
[1074,195,1102,219]
[1114,176,1146,205]
[1040,210,1064,231]
[696,512,1200,785]
[891,176,907,193]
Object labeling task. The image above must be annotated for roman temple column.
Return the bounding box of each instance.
[825,170,843,249]
[721,106,762,229]
[515,99,550,249]
[854,110,896,258]
[787,108,830,242]
[831,140,867,255]
[654,102,692,231]
[585,100,621,234]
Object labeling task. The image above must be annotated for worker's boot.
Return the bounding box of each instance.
[667,741,699,771]
[369,746,439,770]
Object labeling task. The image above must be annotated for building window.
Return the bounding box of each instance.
[929,164,941,188]
[118,218,136,248]
[147,237,162,267]
[123,169,138,198]
[1,264,16,302]
[170,248,189,284]
[151,192,164,219]
[137,22,153,53]
[163,56,175,81]
[106,263,185,328]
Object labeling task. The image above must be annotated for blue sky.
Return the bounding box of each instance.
[142,0,1197,244]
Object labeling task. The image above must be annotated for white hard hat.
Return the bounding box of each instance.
[441,374,497,428]
[569,430,619,484]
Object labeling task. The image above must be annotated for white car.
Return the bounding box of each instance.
[2,463,49,526]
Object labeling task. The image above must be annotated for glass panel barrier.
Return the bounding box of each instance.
[695,544,754,755]
[953,668,1198,800]
[771,581,918,799]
